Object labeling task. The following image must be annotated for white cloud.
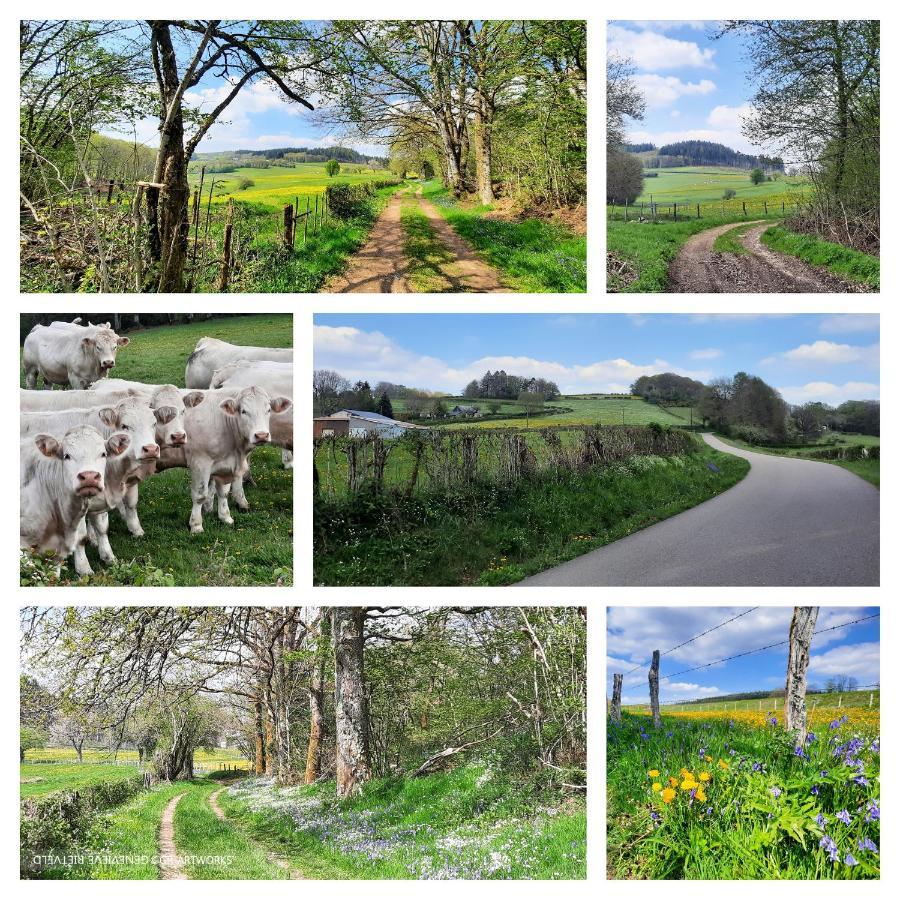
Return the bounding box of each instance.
[808,642,880,684]
[774,340,879,367]
[632,74,716,108]
[608,24,716,71]
[706,103,754,131]
[313,325,711,395]
[777,381,880,405]
[607,606,875,694]
[819,315,880,335]
[626,126,764,156]
[689,348,723,360]
[624,21,709,33]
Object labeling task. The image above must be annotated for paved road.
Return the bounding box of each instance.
[519,434,879,586]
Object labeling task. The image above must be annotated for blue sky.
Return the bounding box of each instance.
[607,606,880,706]
[101,22,383,156]
[608,20,767,155]
[313,314,880,405]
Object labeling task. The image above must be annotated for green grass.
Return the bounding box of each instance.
[24,746,250,767]
[421,181,587,292]
[712,222,756,255]
[314,445,749,585]
[716,432,880,488]
[20,763,139,798]
[633,166,811,207]
[20,314,293,585]
[607,711,880,879]
[223,765,586,879]
[175,780,289,879]
[399,191,458,291]
[624,689,880,716]
[760,225,880,289]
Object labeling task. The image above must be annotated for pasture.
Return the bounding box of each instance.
[634,166,811,207]
[19,314,293,586]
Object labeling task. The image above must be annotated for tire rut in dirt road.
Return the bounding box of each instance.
[159,793,187,880]
[325,193,410,292]
[414,193,509,292]
[208,787,306,879]
[668,220,871,293]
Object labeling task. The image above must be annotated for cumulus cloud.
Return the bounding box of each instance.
[314,325,711,395]
[706,103,754,130]
[608,24,716,71]
[632,74,716,108]
[626,126,764,156]
[769,340,879,367]
[808,642,880,684]
[777,381,880,405]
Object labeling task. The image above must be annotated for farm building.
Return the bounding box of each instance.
[313,409,428,438]
[449,404,481,417]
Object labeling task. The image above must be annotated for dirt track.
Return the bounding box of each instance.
[325,189,507,293]
[668,221,872,293]
[159,793,187,879]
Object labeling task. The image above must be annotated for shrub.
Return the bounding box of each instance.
[723,188,736,200]
[237,178,255,191]
[21,774,145,877]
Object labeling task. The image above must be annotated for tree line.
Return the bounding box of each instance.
[463,370,561,401]
[20,607,587,799]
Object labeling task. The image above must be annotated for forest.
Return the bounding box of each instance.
[20,19,586,294]
[21,606,586,879]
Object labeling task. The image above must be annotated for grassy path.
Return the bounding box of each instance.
[159,793,187,879]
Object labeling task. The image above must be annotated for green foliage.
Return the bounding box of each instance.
[607,148,644,204]
[750,167,765,185]
[608,712,880,879]
[760,226,879,289]
[325,159,341,177]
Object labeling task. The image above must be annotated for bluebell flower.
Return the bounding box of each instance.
[770,786,782,798]
[866,800,880,822]
[816,813,828,828]
[855,775,870,787]
[844,853,858,866]
[820,835,839,862]
[829,719,840,730]
[836,809,852,825]
[811,785,820,796]
[858,837,878,855]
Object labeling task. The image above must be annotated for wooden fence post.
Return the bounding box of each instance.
[673,202,678,221]
[131,183,145,292]
[742,201,746,217]
[304,196,310,245]
[283,204,294,248]
[106,179,115,203]
[649,650,661,729]
[782,200,785,213]
[217,197,234,292]
[314,195,319,233]
[785,606,819,744]
[610,673,623,724]
[764,201,768,215]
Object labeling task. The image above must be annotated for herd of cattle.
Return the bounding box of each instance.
[20,319,293,577]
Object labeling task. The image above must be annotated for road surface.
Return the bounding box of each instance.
[668,221,872,293]
[518,433,879,586]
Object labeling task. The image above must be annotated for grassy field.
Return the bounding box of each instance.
[21,763,140,798]
[716,432,880,488]
[315,442,748,585]
[20,314,293,585]
[623,689,880,717]
[420,181,587,292]
[608,708,880,879]
[633,166,810,207]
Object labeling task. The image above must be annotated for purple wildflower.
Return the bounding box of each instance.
[816,813,828,828]
[844,853,858,866]
[865,800,880,822]
[770,786,782,798]
[858,837,878,855]
[836,809,852,825]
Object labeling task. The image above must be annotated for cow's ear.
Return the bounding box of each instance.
[117,336,130,347]
[106,433,130,457]
[97,407,119,428]
[154,405,177,425]
[81,337,94,351]
[220,398,238,416]
[270,396,293,414]
[34,434,61,458]
[183,391,205,408]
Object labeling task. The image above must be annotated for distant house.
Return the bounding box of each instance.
[449,404,481,418]
[313,409,428,439]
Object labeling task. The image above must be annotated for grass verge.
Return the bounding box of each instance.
[400,193,457,291]
[421,182,586,292]
[607,711,879,879]
[712,222,756,254]
[222,765,586,879]
[314,446,748,585]
[761,225,879,290]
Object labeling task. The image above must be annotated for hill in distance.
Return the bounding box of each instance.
[624,140,784,173]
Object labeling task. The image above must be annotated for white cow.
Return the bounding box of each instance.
[159,385,291,532]
[21,399,160,568]
[21,387,138,411]
[210,360,294,469]
[185,337,293,389]
[21,425,130,575]
[23,321,130,389]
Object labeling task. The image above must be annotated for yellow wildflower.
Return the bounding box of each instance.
[695,787,707,803]
[705,755,713,762]
[669,776,678,788]
[661,788,676,803]
[718,759,729,770]
[680,778,698,791]
[648,769,660,778]
[652,782,662,792]
[699,772,711,782]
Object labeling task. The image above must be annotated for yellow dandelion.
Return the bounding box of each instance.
[718,759,729,770]
[648,769,660,778]
[695,787,707,803]
[652,782,662,792]
[699,772,711,782]
[668,776,678,788]
[680,778,698,791]
[661,788,676,803]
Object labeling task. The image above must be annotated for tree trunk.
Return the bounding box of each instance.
[332,607,371,797]
[305,657,325,783]
[148,22,191,292]
[254,697,266,775]
[648,650,661,729]
[473,93,494,204]
[785,606,819,744]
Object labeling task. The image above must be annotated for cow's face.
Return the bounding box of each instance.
[151,387,202,448]
[82,330,129,371]
[97,399,159,461]
[220,387,291,446]
[33,426,130,497]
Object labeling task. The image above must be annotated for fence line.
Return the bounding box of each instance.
[607,196,806,223]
